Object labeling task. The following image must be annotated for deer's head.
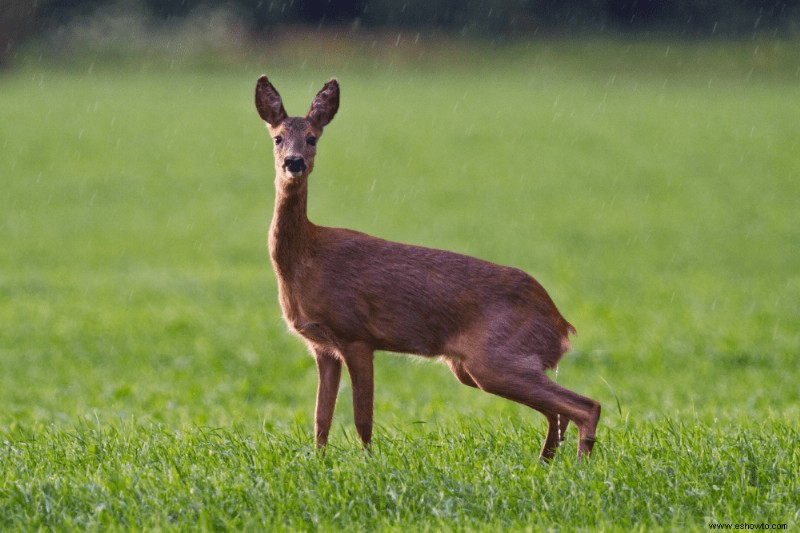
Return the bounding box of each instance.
[255,75,339,181]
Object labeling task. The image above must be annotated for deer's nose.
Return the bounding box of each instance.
[284,156,306,173]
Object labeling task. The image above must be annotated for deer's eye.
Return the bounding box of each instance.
[274,135,283,145]
[307,136,317,147]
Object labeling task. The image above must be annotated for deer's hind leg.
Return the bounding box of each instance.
[541,413,570,461]
[464,354,600,458]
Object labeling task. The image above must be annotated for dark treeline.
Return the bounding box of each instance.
[33,0,800,35]
[2,0,799,64]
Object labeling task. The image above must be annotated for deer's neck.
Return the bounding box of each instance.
[269,177,314,277]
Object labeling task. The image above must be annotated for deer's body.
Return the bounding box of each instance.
[256,75,600,459]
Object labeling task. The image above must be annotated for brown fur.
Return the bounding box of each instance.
[255,75,601,459]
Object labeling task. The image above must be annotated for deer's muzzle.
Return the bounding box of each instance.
[284,156,307,175]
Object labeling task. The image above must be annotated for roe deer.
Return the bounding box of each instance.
[255,75,600,459]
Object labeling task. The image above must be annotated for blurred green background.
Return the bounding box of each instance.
[2,26,798,430]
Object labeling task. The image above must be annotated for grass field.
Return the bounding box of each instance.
[1,38,799,530]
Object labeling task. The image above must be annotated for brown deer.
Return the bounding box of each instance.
[255,75,600,459]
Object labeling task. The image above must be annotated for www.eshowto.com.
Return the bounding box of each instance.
[708,522,788,530]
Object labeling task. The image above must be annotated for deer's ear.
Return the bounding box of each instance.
[255,75,288,127]
[307,78,339,129]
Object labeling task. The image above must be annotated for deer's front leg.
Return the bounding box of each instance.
[341,342,374,447]
[314,347,342,448]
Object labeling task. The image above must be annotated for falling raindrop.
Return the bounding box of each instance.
[555,365,561,442]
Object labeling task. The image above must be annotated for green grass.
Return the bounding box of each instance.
[1,39,799,530]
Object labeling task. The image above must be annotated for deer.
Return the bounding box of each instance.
[254,75,601,460]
